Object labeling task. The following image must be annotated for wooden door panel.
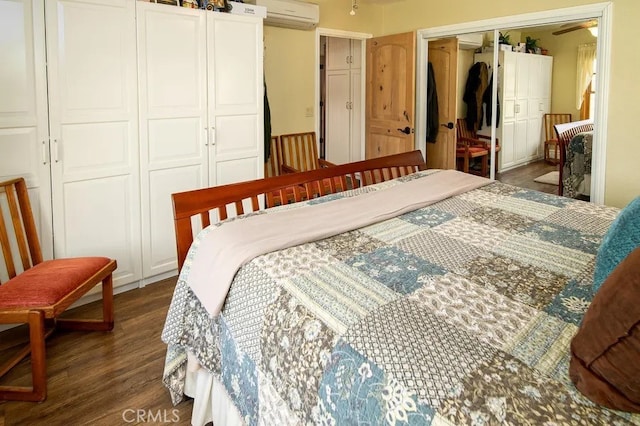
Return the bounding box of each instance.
[427,37,458,169]
[366,32,415,159]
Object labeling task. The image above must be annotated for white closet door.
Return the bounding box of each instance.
[0,0,52,261]
[137,3,207,278]
[350,68,362,161]
[325,70,351,164]
[207,12,263,186]
[350,39,362,70]
[46,0,141,287]
[326,37,350,71]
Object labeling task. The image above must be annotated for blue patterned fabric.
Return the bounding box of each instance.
[161,171,640,425]
[593,197,640,291]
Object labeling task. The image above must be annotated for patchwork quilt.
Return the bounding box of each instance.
[563,131,593,198]
[162,170,639,425]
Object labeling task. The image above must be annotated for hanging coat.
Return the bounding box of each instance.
[463,62,488,132]
[263,80,272,163]
[426,62,439,143]
[483,74,501,128]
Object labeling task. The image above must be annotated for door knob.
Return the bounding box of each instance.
[440,122,454,129]
[397,126,411,135]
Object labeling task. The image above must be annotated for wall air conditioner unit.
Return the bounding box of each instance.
[249,0,319,30]
[457,33,483,50]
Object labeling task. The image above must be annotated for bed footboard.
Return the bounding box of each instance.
[171,150,426,269]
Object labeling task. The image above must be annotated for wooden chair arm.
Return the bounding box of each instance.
[318,159,337,168]
[281,164,300,174]
[458,136,489,150]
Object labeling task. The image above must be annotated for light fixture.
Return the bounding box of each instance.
[350,0,358,16]
[588,26,598,37]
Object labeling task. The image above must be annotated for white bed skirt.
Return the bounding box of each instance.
[184,354,244,426]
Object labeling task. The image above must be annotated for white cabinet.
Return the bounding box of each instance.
[2,0,264,289]
[0,0,52,260]
[46,0,142,287]
[475,51,552,171]
[1,0,141,289]
[137,3,263,278]
[324,37,362,164]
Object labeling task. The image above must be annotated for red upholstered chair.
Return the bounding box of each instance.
[0,177,116,402]
[455,119,500,177]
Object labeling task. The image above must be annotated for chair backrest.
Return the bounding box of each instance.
[280,132,320,172]
[264,136,282,177]
[456,118,477,141]
[0,177,43,283]
[544,113,572,141]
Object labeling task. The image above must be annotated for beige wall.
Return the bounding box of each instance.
[264,0,384,135]
[265,0,640,207]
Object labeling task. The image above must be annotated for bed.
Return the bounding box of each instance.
[161,150,639,425]
[555,119,594,199]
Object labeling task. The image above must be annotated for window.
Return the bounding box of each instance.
[581,60,596,120]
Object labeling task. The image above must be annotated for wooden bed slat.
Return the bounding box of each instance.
[172,150,427,269]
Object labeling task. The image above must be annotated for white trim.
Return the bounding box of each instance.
[315,28,372,161]
[416,2,611,203]
[590,3,612,205]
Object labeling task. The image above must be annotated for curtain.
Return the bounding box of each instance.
[576,43,596,110]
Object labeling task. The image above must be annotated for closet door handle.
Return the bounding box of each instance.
[210,127,216,146]
[53,139,59,163]
[41,140,48,165]
[204,127,209,146]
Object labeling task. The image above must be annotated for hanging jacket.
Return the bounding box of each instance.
[483,74,501,128]
[263,80,272,163]
[426,62,439,143]
[463,62,488,132]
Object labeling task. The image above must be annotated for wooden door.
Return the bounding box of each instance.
[427,38,458,169]
[366,32,415,159]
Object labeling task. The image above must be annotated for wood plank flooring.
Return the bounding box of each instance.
[0,277,193,426]
[497,160,559,194]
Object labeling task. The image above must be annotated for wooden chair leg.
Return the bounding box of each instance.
[463,155,470,173]
[0,310,47,402]
[57,273,115,332]
[481,155,488,177]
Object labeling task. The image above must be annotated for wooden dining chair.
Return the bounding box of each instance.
[0,177,116,402]
[264,135,283,178]
[455,119,499,177]
[543,113,572,165]
[279,132,336,173]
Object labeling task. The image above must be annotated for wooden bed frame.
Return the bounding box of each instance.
[172,150,427,269]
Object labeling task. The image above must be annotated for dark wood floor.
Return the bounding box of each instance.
[497,160,559,194]
[0,277,193,426]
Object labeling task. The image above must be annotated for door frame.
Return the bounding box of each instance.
[315,28,371,161]
[416,2,612,204]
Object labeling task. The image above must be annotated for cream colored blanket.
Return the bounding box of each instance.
[184,169,489,316]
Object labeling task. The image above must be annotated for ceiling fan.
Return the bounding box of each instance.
[552,19,598,35]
